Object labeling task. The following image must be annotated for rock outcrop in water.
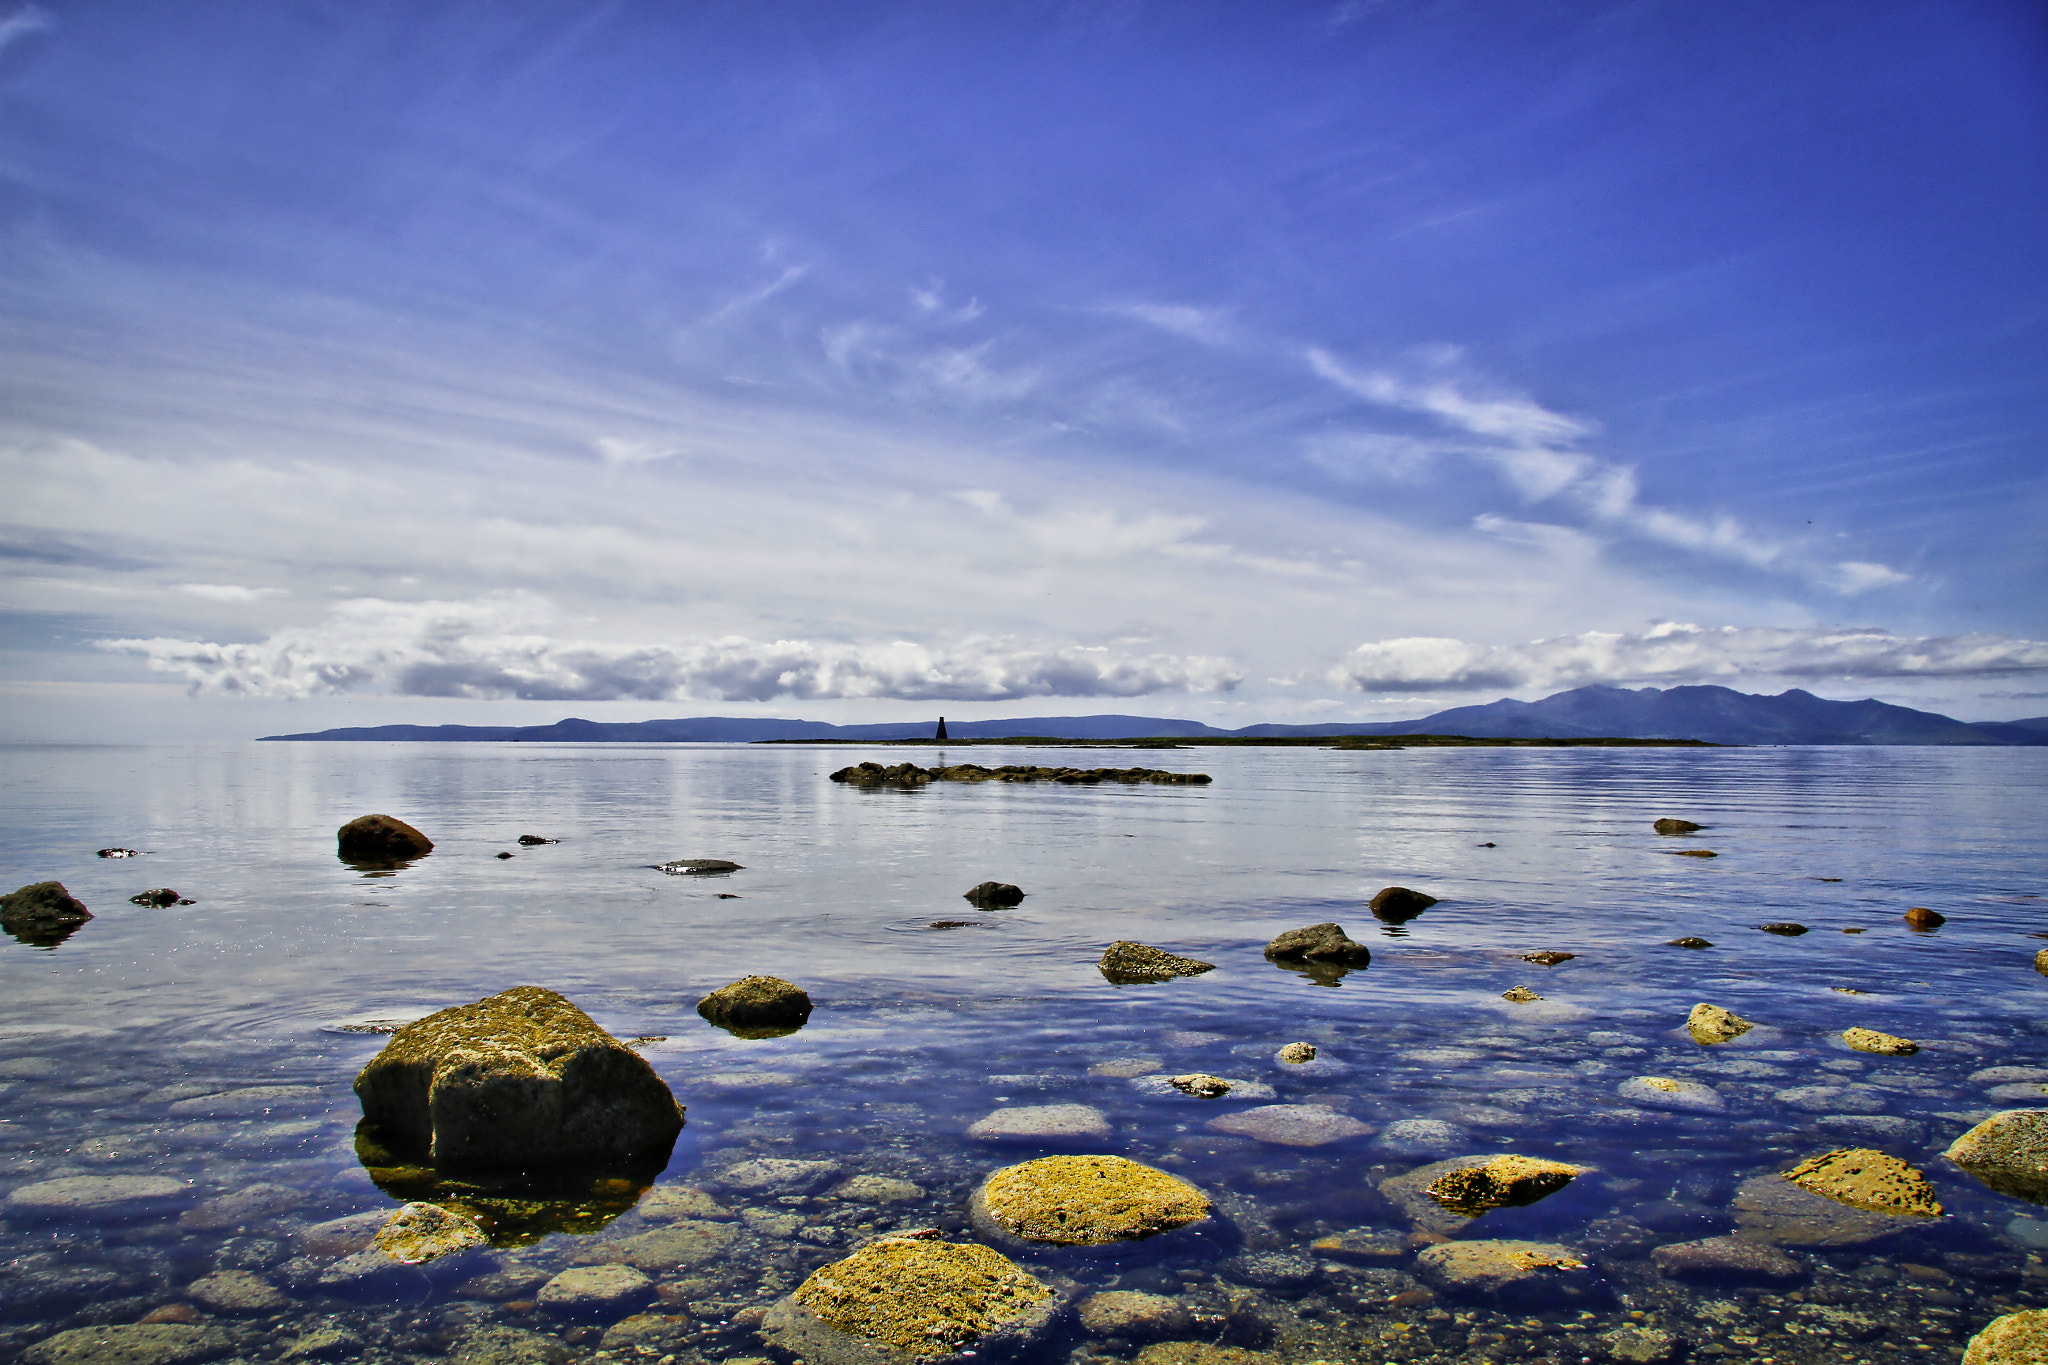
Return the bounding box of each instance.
[830,760,1210,788]
[1944,1110,2048,1204]
[1966,1310,2048,1365]
[1687,1002,1754,1044]
[1262,923,1371,966]
[696,975,813,1036]
[354,985,684,1171]
[1903,906,1946,929]
[2,881,93,947]
[1368,886,1437,922]
[1425,1155,1581,1216]
[128,888,191,906]
[337,814,433,862]
[1842,1027,1918,1056]
[1653,818,1703,834]
[973,1155,1211,1246]
[1098,941,1216,983]
[1782,1148,1942,1218]
[763,1235,1058,1364]
[964,881,1025,905]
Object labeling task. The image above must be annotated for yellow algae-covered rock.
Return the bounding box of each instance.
[1687,1002,1754,1044]
[1414,1239,1598,1305]
[1426,1155,1582,1217]
[1965,1310,2048,1365]
[1945,1109,2048,1204]
[695,975,812,1036]
[976,1155,1210,1246]
[353,985,684,1171]
[764,1237,1057,1363]
[1842,1027,1919,1056]
[1783,1149,1942,1218]
[1098,942,1215,983]
[376,1201,488,1264]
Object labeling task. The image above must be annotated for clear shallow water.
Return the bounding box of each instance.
[1,740,2044,1363]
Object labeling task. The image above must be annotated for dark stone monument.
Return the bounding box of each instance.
[935,716,949,740]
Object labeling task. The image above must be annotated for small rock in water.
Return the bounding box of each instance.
[1903,906,1946,929]
[1413,1239,1597,1305]
[967,1103,1113,1145]
[1310,1227,1409,1263]
[654,858,742,874]
[1500,985,1541,1002]
[1730,1173,1909,1246]
[1169,1073,1232,1097]
[1973,1066,2048,1085]
[129,888,191,906]
[1672,849,1718,858]
[1,881,94,945]
[280,1326,364,1360]
[1089,1056,1163,1077]
[1759,922,1810,936]
[7,1173,186,1215]
[376,1200,489,1263]
[713,1158,844,1195]
[1649,1235,1805,1284]
[1617,1076,1724,1113]
[1598,1324,1680,1363]
[696,974,812,1034]
[2037,947,2048,976]
[495,851,513,859]
[964,880,1025,905]
[1369,886,1437,922]
[1843,1026,1919,1056]
[23,1325,233,1365]
[1687,1002,1755,1045]
[336,813,432,862]
[1225,1251,1320,1291]
[1207,1103,1372,1148]
[764,1236,1057,1362]
[179,1181,305,1230]
[635,1184,732,1220]
[1426,1154,1580,1216]
[1653,818,1703,834]
[186,1268,290,1313]
[832,1174,924,1203]
[537,1263,654,1315]
[1262,922,1372,966]
[1776,1084,1887,1114]
[1521,950,1575,966]
[974,1154,1210,1245]
[1374,1118,1468,1157]
[1965,1310,2048,1365]
[1276,1041,1317,1064]
[448,1326,573,1365]
[516,834,556,844]
[1098,940,1216,983]
[1944,1109,2048,1203]
[1782,1148,1943,1218]
[1667,937,1713,948]
[1077,1290,1194,1340]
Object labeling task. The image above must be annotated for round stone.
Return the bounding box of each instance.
[1205,1104,1373,1147]
[375,1201,489,1264]
[186,1269,290,1314]
[977,1155,1209,1246]
[536,1263,653,1314]
[1617,1077,1724,1113]
[765,1237,1057,1362]
[966,1103,1113,1145]
[1077,1290,1194,1339]
[1965,1310,2048,1365]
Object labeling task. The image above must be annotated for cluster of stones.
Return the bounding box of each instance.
[829,760,1212,787]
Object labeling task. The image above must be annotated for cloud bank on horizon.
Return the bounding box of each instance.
[2,0,2044,737]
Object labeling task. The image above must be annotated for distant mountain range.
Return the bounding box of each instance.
[260,685,2048,746]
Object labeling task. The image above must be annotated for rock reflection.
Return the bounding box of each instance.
[353,1122,653,1245]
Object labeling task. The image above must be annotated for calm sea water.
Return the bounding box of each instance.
[1,741,2044,1364]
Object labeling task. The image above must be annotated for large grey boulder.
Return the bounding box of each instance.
[1945,1109,2048,1204]
[353,985,684,1171]
[336,814,432,862]
[1,881,92,946]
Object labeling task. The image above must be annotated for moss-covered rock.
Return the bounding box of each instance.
[1687,1002,1754,1044]
[375,1201,489,1263]
[974,1155,1210,1246]
[1,881,92,947]
[1098,941,1214,983]
[764,1236,1058,1363]
[353,985,684,1172]
[1262,923,1370,966]
[1782,1148,1941,1218]
[23,1323,232,1365]
[1653,818,1703,834]
[1842,1027,1918,1056]
[1965,1310,2048,1365]
[1945,1109,2048,1204]
[695,975,812,1035]
[1426,1155,1581,1217]
[336,813,432,862]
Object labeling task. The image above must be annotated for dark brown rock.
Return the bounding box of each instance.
[1263,923,1370,966]
[696,976,813,1035]
[2,881,93,947]
[964,882,1025,906]
[129,888,190,906]
[1903,906,1946,929]
[1759,922,1809,936]
[517,835,557,845]
[354,985,684,1171]
[1667,937,1714,948]
[337,814,432,862]
[1099,941,1216,983]
[1369,886,1437,922]
[1521,950,1575,966]
[1653,818,1703,835]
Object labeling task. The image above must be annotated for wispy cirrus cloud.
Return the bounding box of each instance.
[100,594,1242,702]
[1109,302,1232,346]
[1320,623,2048,694]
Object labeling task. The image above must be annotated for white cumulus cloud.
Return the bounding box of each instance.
[1321,623,2048,694]
[100,594,1242,702]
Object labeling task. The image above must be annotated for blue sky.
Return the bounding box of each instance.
[3,0,2045,739]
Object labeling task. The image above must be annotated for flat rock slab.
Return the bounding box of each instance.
[713,1157,844,1195]
[1130,1074,1275,1101]
[1973,1067,2048,1086]
[537,1263,653,1313]
[1783,1148,1942,1218]
[167,1086,322,1116]
[1374,1118,1470,1156]
[8,1175,187,1215]
[833,1175,924,1203]
[23,1325,233,1365]
[1617,1077,1724,1113]
[1077,1290,1194,1340]
[447,1326,573,1365]
[178,1182,306,1230]
[968,1103,1113,1144]
[1414,1239,1599,1305]
[1650,1235,1806,1284]
[1776,1084,1888,1114]
[1730,1173,1910,1246]
[635,1185,732,1220]
[1817,1114,1927,1146]
[1206,1104,1372,1148]
[587,1221,738,1270]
